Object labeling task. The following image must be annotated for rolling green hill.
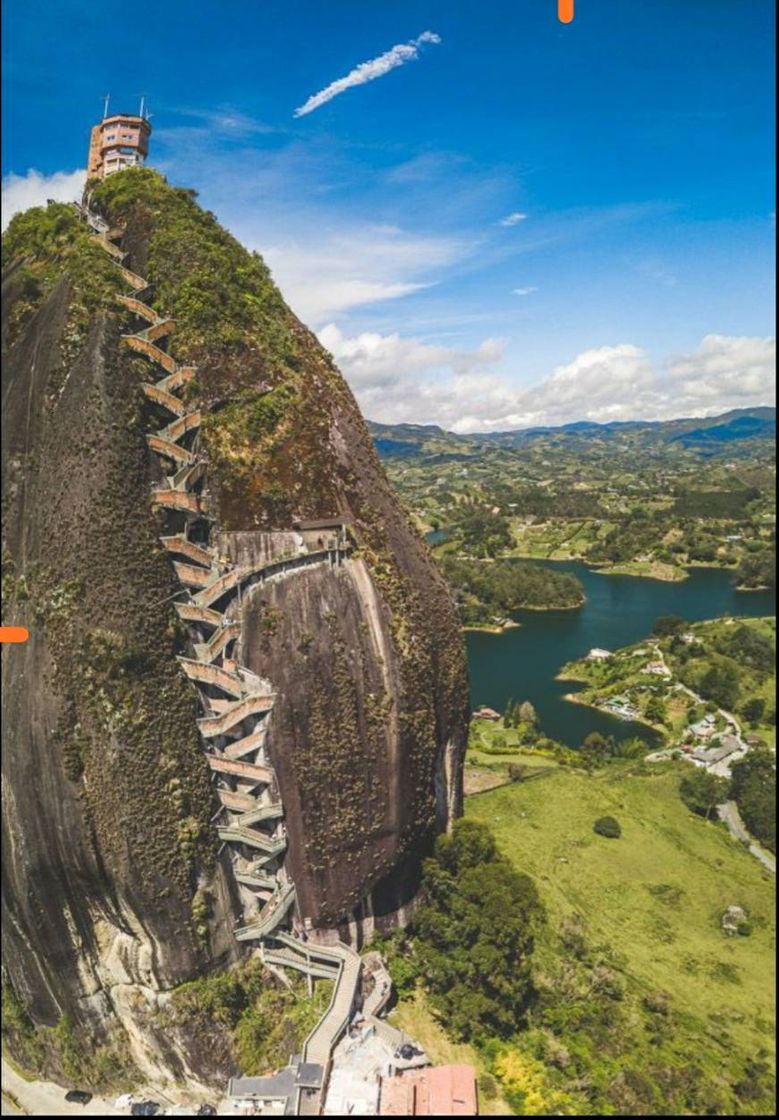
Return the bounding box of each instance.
[466,762,776,1114]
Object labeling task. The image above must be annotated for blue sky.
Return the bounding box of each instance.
[2,0,775,430]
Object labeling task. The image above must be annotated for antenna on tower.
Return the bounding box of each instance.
[101,93,110,119]
[138,92,148,120]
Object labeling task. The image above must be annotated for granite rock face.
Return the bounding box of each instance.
[1,267,239,1082]
[1,174,468,1079]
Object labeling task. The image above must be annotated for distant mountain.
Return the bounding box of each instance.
[367,407,776,458]
[668,411,776,447]
[367,421,476,459]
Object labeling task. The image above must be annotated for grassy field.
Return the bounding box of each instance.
[467,745,558,768]
[467,763,776,1074]
[508,518,612,560]
[464,749,558,796]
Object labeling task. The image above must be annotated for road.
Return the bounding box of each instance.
[1,1061,122,1117]
[718,802,776,875]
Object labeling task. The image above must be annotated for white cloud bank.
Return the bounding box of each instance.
[2,168,86,231]
[294,31,441,117]
[320,328,776,433]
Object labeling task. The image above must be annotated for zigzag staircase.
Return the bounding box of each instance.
[77,201,365,1099]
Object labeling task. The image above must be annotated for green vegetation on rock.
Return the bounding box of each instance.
[2,986,138,1093]
[160,959,332,1078]
[85,167,330,525]
[2,203,123,347]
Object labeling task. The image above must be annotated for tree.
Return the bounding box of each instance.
[645,695,668,726]
[519,701,538,726]
[412,820,544,1041]
[457,508,512,558]
[679,769,729,819]
[719,626,775,675]
[729,748,776,852]
[735,550,775,591]
[582,731,609,750]
[699,665,740,710]
[579,731,613,767]
[742,697,766,724]
[652,615,687,638]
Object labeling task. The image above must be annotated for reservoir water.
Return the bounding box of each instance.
[465,562,775,747]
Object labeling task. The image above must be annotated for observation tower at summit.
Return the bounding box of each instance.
[87,95,152,179]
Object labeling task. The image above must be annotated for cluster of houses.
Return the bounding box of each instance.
[583,646,675,721]
[679,711,746,772]
[687,735,743,768]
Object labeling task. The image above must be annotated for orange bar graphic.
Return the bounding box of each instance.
[0,626,29,643]
[559,0,574,23]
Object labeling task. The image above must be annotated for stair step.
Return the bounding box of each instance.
[147,433,194,465]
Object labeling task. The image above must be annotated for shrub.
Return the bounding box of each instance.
[477,1072,498,1098]
[593,816,621,838]
[642,990,671,1015]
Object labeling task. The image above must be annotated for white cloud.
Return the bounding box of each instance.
[320,323,505,389]
[294,31,441,117]
[321,325,775,433]
[2,168,86,231]
[500,211,527,227]
[512,287,537,296]
[666,334,775,402]
[261,225,467,323]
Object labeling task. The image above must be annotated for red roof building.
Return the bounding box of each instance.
[472,706,502,722]
[379,1065,478,1116]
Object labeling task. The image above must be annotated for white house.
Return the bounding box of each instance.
[642,661,671,677]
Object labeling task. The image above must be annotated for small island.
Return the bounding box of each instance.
[440,556,584,630]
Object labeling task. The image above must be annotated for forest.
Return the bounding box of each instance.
[441,557,584,625]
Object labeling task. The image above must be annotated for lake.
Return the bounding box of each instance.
[466,562,775,747]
